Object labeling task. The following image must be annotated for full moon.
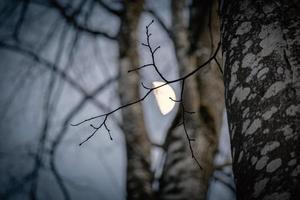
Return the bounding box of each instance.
[152,81,176,115]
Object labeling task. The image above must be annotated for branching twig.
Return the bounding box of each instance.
[79,115,112,146]
[140,20,168,82]
[145,9,173,41]
[171,80,203,169]
[73,21,221,169]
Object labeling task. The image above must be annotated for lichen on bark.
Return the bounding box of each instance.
[222,0,300,199]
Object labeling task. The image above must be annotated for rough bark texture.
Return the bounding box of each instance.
[158,0,225,199]
[222,0,300,199]
[118,1,154,199]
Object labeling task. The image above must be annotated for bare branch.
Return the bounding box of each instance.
[73,21,221,167]
[128,63,153,73]
[95,0,122,16]
[79,115,111,146]
[179,80,202,169]
[153,45,161,54]
[143,20,169,82]
[214,57,223,74]
[50,0,118,40]
[0,41,118,120]
[145,8,173,41]
[141,82,151,90]
[13,0,29,41]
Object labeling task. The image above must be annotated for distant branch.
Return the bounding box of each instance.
[50,0,118,40]
[13,0,29,41]
[95,0,122,16]
[0,41,119,121]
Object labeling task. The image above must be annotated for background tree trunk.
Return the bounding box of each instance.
[222,0,300,199]
[118,1,154,199]
[158,0,225,199]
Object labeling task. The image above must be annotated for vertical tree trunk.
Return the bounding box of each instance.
[222,0,300,199]
[158,0,224,199]
[118,1,154,199]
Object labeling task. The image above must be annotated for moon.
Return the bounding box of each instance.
[152,81,176,115]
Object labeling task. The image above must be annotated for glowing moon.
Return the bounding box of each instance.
[152,81,176,115]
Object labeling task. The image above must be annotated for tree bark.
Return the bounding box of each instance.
[222,0,300,199]
[158,0,224,199]
[118,1,154,199]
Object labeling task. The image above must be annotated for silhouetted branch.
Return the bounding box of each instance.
[214,57,223,74]
[172,80,203,169]
[145,8,173,41]
[73,21,221,168]
[128,63,153,73]
[143,20,168,82]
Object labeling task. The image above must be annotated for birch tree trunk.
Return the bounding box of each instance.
[118,1,154,199]
[158,0,224,199]
[222,0,300,199]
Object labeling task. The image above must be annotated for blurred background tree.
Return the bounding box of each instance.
[0,0,235,199]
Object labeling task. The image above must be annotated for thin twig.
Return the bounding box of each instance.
[214,57,223,74]
[128,63,153,73]
[145,8,173,41]
[73,21,221,169]
[143,20,168,82]
[72,35,220,126]
[175,80,203,169]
